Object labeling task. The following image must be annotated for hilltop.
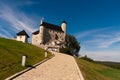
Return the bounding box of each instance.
[76,58,120,80]
[1,38,120,80]
[0,38,52,80]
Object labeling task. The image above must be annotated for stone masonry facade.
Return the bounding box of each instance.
[32,20,67,52]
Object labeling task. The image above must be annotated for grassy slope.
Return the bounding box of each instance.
[0,38,52,80]
[97,61,120,69]
[76,58,120,80]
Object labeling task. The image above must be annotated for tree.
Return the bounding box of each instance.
[66,34,80,57]
[81,55,94,62]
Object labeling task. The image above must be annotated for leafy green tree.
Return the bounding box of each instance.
[66,34,80,57]
[60,34,80,56]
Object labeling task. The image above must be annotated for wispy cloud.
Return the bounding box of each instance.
[0,25,12,38]
[16,0,39,6]
[79,40,120,61]
[75,27,120,48]
[1,29,12,38]
[81,50,120,62]
[76,26,120,61]
[99,37,120,48]
[23,0,39,5]
[83,32,120,48]
[75,27,112,39]
[0,3,36,38]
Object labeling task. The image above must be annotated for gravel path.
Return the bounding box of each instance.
[14,52,84,80]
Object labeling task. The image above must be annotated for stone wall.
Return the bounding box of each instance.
[14,35,28,43]
[32,34,40,45]
[32,22,66,52]
[43,27,65,44]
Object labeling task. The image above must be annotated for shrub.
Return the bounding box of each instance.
[81,55,94,62]
[59,48,72,55]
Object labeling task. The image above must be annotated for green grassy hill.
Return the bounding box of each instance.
[0,38,52,80]
[76,58,120,80]
[97,61,120,70]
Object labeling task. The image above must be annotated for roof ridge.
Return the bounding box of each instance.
[42,22,61,27]
[17,30,29,38]
[42,22,63,32]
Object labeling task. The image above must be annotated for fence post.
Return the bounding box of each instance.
[45,52,47,58]
[22,55,26,66]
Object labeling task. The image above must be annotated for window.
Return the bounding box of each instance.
[55,34,58,40]
[20,36,22,39]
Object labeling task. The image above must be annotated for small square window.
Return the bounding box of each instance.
[20,36,22,38]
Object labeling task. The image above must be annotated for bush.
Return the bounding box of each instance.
[59,48,72,55]
[81,55,94,62]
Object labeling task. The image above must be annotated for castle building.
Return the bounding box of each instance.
[14,30,29,43]
[32,20,67,52]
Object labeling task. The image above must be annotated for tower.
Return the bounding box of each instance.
[40,18,44,24]
[39,19,44,44]
[61,21,67,41]
[61,21,67,34]
[14,30,29,43]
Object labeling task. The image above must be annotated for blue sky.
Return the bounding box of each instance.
[0,0,120,62]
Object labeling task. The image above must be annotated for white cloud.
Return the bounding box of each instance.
[24,0,38,5]
[75,27,120,48]
[75,27,112,39]
[16,0,39,6]
[0,3,37,38]
[83,32,120,48]
[80,50,120,62]
[98,37,120,48]
[77,27,120,61]
[91,34,112,38]
[0,25,12,38]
